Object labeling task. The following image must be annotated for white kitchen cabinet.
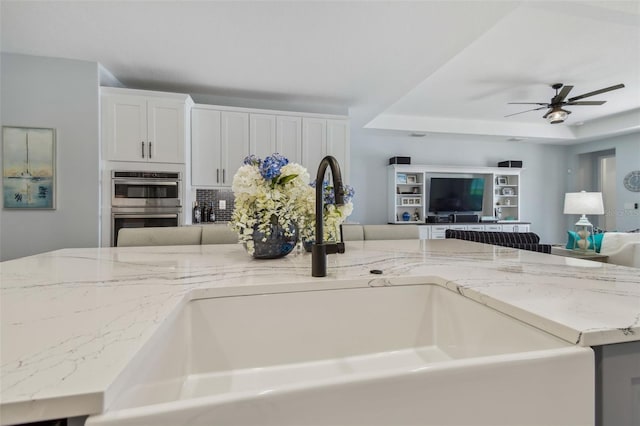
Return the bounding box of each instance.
[192,105,348,187]
[302,117,350,181]
[276,115,302,163]
[191,107,249,187]
[302,117,327,173]
[191,108,221,186]
[249,114,302,164]
[249,114,276,160]
[102,87,191,164]
[327,119,350,181]
[221,111,250,185]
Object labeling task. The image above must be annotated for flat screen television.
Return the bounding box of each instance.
[428,177,485,213]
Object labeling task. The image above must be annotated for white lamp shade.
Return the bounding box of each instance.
[563,191,605,215]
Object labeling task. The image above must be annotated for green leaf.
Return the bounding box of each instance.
[277,174,298,185]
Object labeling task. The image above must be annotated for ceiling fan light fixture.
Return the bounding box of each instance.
[546,108,568,124]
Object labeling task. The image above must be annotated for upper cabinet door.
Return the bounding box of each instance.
[326,119,350,183]
[221,111,249,186]
[191,108,222,186]
[105,95,147,162]
[276,116,302,164]
[102,88,190,164]
[147,99,186,163]
[302,117,327,173]
[249,114,276,159]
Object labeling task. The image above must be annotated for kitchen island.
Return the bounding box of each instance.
[2,239,639,425]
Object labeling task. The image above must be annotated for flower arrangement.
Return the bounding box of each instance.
[311,180,355,241]
[230,153,355,255]
[230,153,315,254]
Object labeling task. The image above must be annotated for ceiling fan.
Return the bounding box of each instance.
[506,83,625,124]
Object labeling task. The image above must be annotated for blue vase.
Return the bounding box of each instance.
[402,212,411,221]
[250,216,298,259]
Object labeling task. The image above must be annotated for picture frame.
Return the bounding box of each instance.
[407,175,417,184]
[2,126,56,209]
[496,176,507,185]
[396,173,407,184]
[501,187,515,196]
[401,197,421,206]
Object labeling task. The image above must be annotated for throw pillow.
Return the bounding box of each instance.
[593,233,604,253]
[566,231,604,252]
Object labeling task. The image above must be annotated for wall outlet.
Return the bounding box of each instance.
[219,200,226,210]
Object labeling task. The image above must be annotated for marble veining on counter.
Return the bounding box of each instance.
[1,239,639,424]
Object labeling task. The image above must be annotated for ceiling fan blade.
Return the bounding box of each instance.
[505,106,548,117]
[542,108,554,119]
[507,102,549,106]
[566,100,606,106]
[567,84,625,102]
[556,85,574,102]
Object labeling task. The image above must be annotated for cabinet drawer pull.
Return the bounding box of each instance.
[141,141,145,158]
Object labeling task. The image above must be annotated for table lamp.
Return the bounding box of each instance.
[563,191,604,252]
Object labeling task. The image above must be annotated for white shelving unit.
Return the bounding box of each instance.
[494,173,520,221]
[388,164,524,225]
[389,170,425,223]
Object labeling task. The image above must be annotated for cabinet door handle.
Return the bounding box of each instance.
[141,141,145,159]
[149,142,152,159]
[223,169,226,183]
[216,169,220,183]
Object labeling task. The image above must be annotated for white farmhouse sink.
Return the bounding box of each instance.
[87,283,593,426]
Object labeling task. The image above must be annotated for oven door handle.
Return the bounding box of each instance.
[112,214,179,219]
[113,180,179,186]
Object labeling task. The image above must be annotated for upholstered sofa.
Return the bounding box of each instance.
[599,232,640,268]
[445,229,552,253]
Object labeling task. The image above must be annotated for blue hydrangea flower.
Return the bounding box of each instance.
[243,155,262,166]
[342,184,355,204]
[260,153,289,180]
[310,180,355,205]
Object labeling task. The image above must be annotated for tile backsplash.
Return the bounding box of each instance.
[195,189,235,222]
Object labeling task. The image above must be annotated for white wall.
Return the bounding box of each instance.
[348,128,569,244]
[1,53,100,261]
[564,132,640,233]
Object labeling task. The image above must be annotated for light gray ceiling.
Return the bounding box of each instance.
[2,0,639,144]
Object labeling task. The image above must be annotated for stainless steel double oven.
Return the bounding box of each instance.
[111,171,182,246]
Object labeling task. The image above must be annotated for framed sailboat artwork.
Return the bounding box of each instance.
[2,126,56,209]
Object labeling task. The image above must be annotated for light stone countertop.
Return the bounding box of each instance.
[1,239,639,424]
